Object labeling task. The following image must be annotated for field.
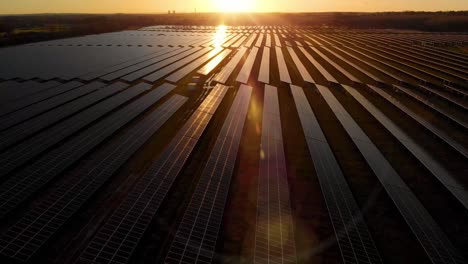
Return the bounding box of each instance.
[0,25,467,264]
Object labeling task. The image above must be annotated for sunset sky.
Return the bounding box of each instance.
[1,0,467,14]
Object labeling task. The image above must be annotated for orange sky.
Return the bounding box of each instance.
[1,0,467,14]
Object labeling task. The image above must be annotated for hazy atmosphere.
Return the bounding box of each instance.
[1,0,468,13]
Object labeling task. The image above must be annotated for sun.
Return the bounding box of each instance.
[213,0,255,12]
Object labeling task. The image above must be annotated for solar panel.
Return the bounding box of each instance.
[310,47,361,83]
[392,84,468,131]
[297,46,338,83]
[258,47,270,84]
[275,47,292,83]
[231,36,247,48]
[0,95,187,263]
[100,47,192,81]
[290,84,383,263]
[236,47,259,84]
[0,81,121,151]
[0,83,176,218]
[319,45,383,83]
[165,84,252,264]
[80,84,229,264]
[254,84,297,264]
[244,34,257,48]
[418,84,467,111]
[122,47,204,82]
[316,84,465,264]
[343,85,468,209]
[274,34,282,47]
[197,49,232,75]
[166,48,224,83]
[265,34,272,47]
[286,47,315,83]
[367,85,468,159]
[213,47,248,84]
[0,81,106,132]
[0,81,61,104]
[255,34,264,47]
[0,81,84,117]
[80,46,174,81]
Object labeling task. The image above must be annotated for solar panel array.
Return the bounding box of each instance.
[165,84,252,264]
[290,85,383,263]
[316,85,465,264]
[0,25,466,264]
[0,94,187,262]
[80,84,229,264]
[254,85,297,264]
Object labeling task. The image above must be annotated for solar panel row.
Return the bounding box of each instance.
[197,49,232,76]
[0,81,120,151]
[0,81,106,132]
[286,47,315,84]
[0,94,187,262]
[236,47,259,84]
[298,47,338,84]
[165,84,252,264]
[0,83,176,218]
[142,47,212,82]
[316,84,465,264]
[254,85,297,264]
[343,85,468,210]
[0,81,84,117]
[258,47,270,84]
[213,47,248,84]
[100,47,192,81]
[121,47,204,82]
[290,84,383,264]
[80,84,229,264]
[166,48,225,83]
[276,47,292,84]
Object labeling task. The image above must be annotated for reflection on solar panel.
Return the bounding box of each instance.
[126,47,206,82]
[0,81,122,151]
[245,34,257,48]
[276,47,292,83]
[223,34,242,48]
[367,85,468,159]
[258,47,270,84]
[254,85,297,264]
[236,47,259,84]
[165,84,252,264]
[274,34,282,47]
[343,85,468,209]
[80,84,229,264]
[213,47,248,84]
[0,95,187,263]
[232,36,247,48]
[286,47,314,83]
[0,81,84,116]
[166,48,224,83]
[255,34,264,47]
[298,47,338,83]
[197,49,232,75]
[0,81,106,132]
[310,47,361,83]
[101,47,191,81]
[290,84,382,263]
[143,47,212,82]
[316,84,465,264]
[0,83,176,218]
[266,34,272,47]
[79,46,173,81]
